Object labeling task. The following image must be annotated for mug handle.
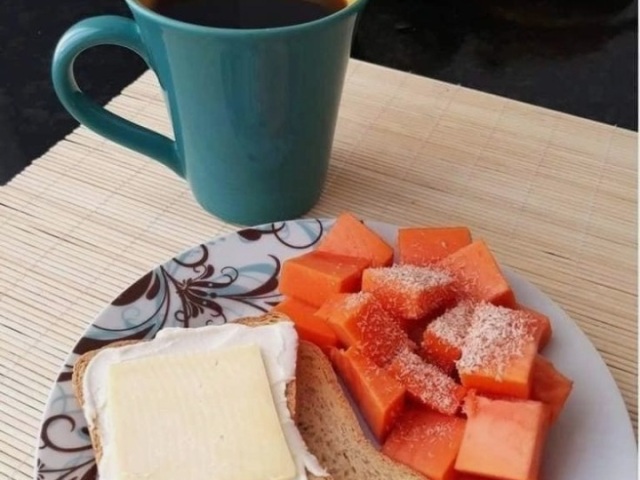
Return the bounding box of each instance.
[51,16,184,177]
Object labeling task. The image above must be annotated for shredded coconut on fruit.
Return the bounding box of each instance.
[368,265,452,292]
[456,303,536,378]
[426,301,474,348]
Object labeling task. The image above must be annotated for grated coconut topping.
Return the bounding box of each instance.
[456,302,536,378]
[368,265,452,293]
[393,413,456,449]
[392,348,461,415]
[426,301,474,348]
[342,291,375,311]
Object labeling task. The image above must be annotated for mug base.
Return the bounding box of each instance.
[197,190,322,226]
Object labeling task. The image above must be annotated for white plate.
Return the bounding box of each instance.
[35,218,637,479]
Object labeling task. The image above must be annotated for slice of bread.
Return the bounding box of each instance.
[72,313,423,480]
[72,313,328,479]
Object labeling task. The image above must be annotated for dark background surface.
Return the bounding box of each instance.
[0,0,637,184]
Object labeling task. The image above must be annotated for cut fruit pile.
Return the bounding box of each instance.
[273,212,574,480]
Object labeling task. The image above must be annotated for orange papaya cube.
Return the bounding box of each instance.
[317,292,415,366]
[531,355,573,424]
[331,347,406,442]
[315,292,377,347]
[398,226,472,265]
[422,301,474,374]
[361,265,455,321]
[386,348,466,415]
[457,303,539,399]
[357,298,416,367]
[455,395,548,480]
[439,240,516,307]
[279,250,370,307]
[517,305,552,351]
[317,212,394,267]
[272,297,338,353]
[382,407,466,480]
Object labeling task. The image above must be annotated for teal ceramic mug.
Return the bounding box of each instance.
[51,0,367,225]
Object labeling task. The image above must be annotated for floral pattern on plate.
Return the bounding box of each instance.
[36,218,328,480]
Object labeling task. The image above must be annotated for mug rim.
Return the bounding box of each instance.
[126,0,367,35]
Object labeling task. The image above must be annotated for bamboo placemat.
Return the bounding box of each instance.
[0,60,636,479]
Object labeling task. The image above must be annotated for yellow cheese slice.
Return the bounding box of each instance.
[106,343,297,480]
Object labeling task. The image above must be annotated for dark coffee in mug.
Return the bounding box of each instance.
[145,0,348,28]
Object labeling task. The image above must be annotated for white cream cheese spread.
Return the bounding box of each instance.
[82,321,328,480]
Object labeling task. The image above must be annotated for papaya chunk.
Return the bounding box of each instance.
[422,301,474,374]
[362,264,455,322]
[272,297,338,353]
[531,355,573,424]
[318,212,394,267]
[331,347,406,442]
[382,407,466,480]
[315,292,378,347]
[398,226,472,265]
[387,348,466,415]
[455,394,548,480]
[439,240,516,307]
[279,250,370,307]
[457,303,539,399]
